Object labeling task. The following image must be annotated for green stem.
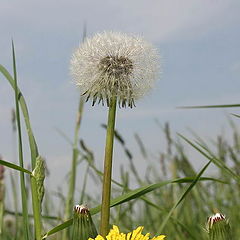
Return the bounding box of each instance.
[100,96,117,236]
[0,64,39,169]
[63,97,84,240]
[63,30,87,238]
[12,41,30,240]
[30,176,42,240]
[0,180,4,235]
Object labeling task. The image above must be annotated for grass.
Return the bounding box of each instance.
[0,47,240,240]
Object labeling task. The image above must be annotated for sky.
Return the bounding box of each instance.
[0,0,240,205]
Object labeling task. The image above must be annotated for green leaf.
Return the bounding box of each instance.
[157,161,211,233]
[5,209,60,221]
[178,104,240,109]
[42,176,224,239]
[0,64,38,169]
[231,113,240,118]
[42,219,73,239]
[12,41,30,239]
[178,134,240,183]
[0,159,31,175]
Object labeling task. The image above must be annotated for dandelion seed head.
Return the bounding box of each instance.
[70,31,160,108]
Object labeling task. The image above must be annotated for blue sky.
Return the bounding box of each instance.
[1,0,240,200]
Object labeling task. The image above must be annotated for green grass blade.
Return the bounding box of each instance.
[0,64,38,169]
[43,176,223,238]
[0,179,4,235]
[63,28,86,240]
[231,113,240,118]
[0,160,31,174]
[157,160,211,234]
[179,104,240,109]
[10,172,19,238]
[62,97,85,240]
[30,175,42,240]
[5,209,60,220]
[42,219,73,239]
[12,41,30,239]
[90,177,222,215]
[79,164,89,203]
[178,134,240,183]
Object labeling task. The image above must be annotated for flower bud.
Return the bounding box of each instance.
[207,213,232,240]
[72,205,98,240]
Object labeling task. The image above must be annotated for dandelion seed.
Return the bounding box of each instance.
[70,31,160,108]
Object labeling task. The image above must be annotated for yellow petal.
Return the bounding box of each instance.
[112,225,120,234]
[131,226,144,240]
[151,235,166,240]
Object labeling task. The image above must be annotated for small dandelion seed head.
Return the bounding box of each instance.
[70,31,160,108]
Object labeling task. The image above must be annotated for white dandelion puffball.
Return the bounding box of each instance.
[70,31,160,108]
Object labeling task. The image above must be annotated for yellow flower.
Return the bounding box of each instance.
[89,225,166,240]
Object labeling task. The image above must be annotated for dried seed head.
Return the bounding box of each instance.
[70,31,160,108]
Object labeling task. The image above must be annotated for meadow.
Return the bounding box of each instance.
[0,41,239,240]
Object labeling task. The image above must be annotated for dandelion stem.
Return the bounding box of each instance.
[100,96,117,236]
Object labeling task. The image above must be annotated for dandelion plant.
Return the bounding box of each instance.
[71,31,159,236]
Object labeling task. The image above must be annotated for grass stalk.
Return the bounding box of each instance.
[100,96,117,236]
[80,164,90,203]
[63,27,86,240]
[10,173,19,239]
[0,64,39,170]
[63,97,84,239]
[12,41,30,239]
[0,180,4,235]
[30,175,42,240]
[12,42,42,240]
